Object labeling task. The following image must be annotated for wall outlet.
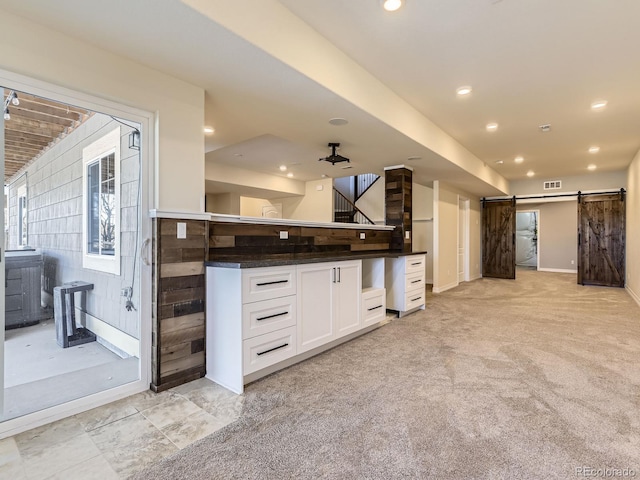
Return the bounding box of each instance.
[571,260,575,265]
[177,222,186,239]
[359,232,365,240]
[405,230,411,239]
[121,287,132,298]
[279,231,289,240]
[316,185,324,191]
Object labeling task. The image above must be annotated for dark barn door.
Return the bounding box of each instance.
[578,192,625,287]
[482,198,516,279]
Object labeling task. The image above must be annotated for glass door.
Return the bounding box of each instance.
[1,85,145,424]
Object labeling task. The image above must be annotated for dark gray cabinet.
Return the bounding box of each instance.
[5,249,44,329]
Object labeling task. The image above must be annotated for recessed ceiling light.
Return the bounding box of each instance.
[514,156,524,164]
[382,0,403,12]
[456,86,472,96]
[495,160,504,165]
[203,126,215,134]
[407,156,422,161]
[329,117,349,126]
[233,153,243,157]
[588,146,600,154]
[286,172,294,178]
[486,123,498,132]
[588,164,597,171]
[526,170,535,177]
[279,165,287,171]
[591,100,607,110]
[539,124,551,132]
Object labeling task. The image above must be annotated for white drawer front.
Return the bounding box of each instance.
[405,255,426,275]
[241,266,296,304]
[405,271,425,292]
[404,289,426,311]
[243,326,296,375]
[242,295,296,339]
[362,290,386,325]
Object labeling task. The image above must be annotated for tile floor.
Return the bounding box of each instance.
[0,378,243,479]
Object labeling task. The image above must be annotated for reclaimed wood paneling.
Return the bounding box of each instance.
[482,199,516,279]
[152,218,208,392]
[385,167,412,251]
[578,192,625,287]
[209,222,392,258]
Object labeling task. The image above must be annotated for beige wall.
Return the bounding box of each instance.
[206,193,240,215]
[355,177,385,224]
[433,181,481,293]
[0,10,205,212]
[412,184,434,282]
[627,150,640,305]
[510,171,627,196]
[517,201,577,272]
[274,178,334,222]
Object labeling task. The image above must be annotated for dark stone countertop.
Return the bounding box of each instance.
[206,251,428,269]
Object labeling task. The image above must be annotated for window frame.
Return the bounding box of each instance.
[17,183,27,247]
[82,127,121,275]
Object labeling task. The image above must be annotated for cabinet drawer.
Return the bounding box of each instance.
[405,271,425,291]
[241,266,296,304]
[242,295,296,339]
[243,326,296,375]
[405,255,426,275]
[404,289,426,311]
[362,288,386,325]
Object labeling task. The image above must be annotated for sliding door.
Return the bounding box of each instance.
[482,198,516,279]
[578,192,625,287]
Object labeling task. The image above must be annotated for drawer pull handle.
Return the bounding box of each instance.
[410,279,422,284]
[256,280,288,287]
[256,311,288,321]
[257,343,289,356]
[367,305,383,311]
[411,296,423,302]
[411,262,422,266]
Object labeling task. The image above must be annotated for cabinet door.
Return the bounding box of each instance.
[297,263,334,353]
[334,261,361,338]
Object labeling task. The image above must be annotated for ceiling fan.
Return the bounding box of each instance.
[319,142,350,165]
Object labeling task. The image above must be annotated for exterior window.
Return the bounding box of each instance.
[17,184,27,247]
[83,128,120,274]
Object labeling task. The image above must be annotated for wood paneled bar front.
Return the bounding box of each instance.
[150,211,399,392]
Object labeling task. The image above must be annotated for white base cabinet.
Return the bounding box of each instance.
[297,260,361,354]
[206,254,427,394]
[385,254,426,316]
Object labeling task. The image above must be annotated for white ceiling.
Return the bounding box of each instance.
[3,0,639,197]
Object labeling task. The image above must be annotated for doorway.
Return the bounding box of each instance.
[458,197,469,283]
[1,77,151,435]
[516,211,539,270]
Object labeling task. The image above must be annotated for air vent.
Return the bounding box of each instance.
[543,180,562,190]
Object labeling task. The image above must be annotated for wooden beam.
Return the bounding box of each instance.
[10,108,75,127]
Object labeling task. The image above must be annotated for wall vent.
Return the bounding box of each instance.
[543,180,562,190]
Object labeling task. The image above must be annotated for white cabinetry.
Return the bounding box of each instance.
[385,254,426,316]
[206,265,297,394]
[297,260,361,354]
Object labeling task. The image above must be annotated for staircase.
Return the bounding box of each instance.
[334,173,379,224]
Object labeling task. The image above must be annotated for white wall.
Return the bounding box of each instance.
[355,178,385,224]
[274,178,333,222]
[627,150,640,305]
[510,171,627,196]
[0,10,205,212]
[412,184,434,283]
[433,181,481,293]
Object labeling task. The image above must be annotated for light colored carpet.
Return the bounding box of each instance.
[133,271,640,479]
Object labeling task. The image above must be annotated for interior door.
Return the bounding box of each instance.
[482,198,516,279]
[458,199,465,282]
[578,192,625,287]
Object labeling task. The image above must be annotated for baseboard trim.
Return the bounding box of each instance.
[538,268,578,274]
[81,311,139,357]
[467,274,482,282]
[627,286,640,307]
[433,281,459,294]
